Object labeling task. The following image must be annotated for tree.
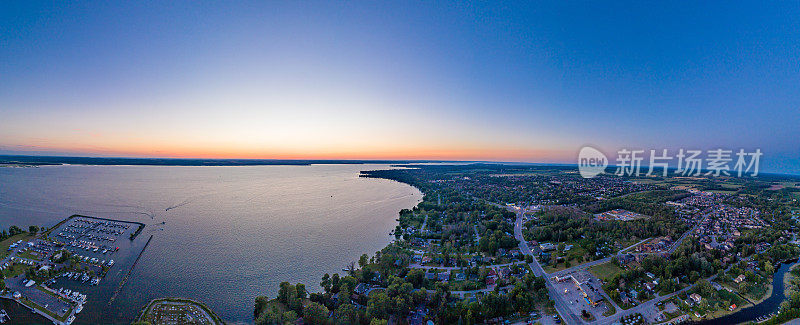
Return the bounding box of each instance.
[277,282,294,304]
[8,226,22,236]
[334,303,360,324]
[765,261,775,275]
[28,225,39,234]
[282,311,298,324]
[406,269,425,288]
[255,306,281,325]
[359,254,369,268]
[296,284,307,299]
[303,302,329,325]
[254,295,270,319]
[321,274,331,292]
[369,319,388,325]
[331,273,341,293]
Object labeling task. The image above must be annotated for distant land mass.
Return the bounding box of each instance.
[0,155,460,167]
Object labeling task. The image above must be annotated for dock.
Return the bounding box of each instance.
[108,234,154,305]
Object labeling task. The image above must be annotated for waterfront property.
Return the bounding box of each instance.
[0,215,146,324]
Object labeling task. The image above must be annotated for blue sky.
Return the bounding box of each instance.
[1,1,799,173]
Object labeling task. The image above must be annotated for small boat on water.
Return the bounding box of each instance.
[75,304,83,314]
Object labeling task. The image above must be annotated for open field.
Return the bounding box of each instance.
[17,250,42,261]
[588,262,625,282]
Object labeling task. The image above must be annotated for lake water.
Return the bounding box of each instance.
[0,164,421,324]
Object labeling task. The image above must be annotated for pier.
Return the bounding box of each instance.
[108,234,154,305]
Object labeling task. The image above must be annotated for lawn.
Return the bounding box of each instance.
[602,301,617,316]
[588,262,625,282]
[0,232,35,258]
[3,262,31,278]
[542,242,589,273]
[18,250,43,261]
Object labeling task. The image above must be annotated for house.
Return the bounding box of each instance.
[690,293,702,304]
[734,274,746,283]
[539,252,551,264]
[354,283,370,295]
[729,304,737,311]
[413,254,423,263]
[539,242,555,252]
[500,267,512,279]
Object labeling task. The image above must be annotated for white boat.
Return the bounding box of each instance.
[66,315,75,324]
[75,304,83,314]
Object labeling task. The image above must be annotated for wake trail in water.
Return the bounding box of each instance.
[165,199,192,211]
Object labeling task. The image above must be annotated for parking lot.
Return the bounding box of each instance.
[551,270,610,320]
[5,276,71,318]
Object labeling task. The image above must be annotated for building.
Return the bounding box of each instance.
[354,283,370,295]
[690,293,702,304]
[579,283,604,306]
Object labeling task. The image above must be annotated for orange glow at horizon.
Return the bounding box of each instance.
[1,140,575,163]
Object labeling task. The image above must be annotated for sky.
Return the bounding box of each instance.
[1,2,799,173]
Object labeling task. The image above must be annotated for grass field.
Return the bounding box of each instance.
[542,242,588,273]
[18,250,43,261]
[588,262,625,282]
[3,262,31,278]
[708,189,738,194]
[0,232,34,259]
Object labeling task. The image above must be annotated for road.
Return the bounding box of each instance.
[514,209,583,325]
[588,282,697,325]
[511,205,710,325]
[548,238,649,278]
[667,211,708,254]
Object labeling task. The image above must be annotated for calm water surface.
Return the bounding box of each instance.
[0,164,421,324]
